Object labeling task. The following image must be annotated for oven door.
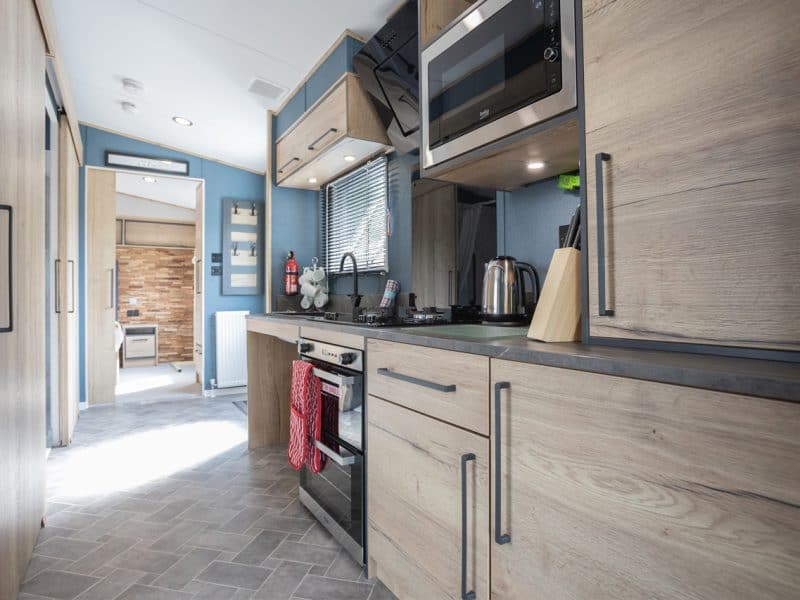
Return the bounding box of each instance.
[421,0,576,169]
[299,363,364,561]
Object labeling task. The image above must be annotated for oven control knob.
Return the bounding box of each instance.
[340,352,357,365]
[299,342,313,353]
[544,47,559,62]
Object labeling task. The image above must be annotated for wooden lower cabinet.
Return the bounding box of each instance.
[490,359,800,599]
[367,395,490,600]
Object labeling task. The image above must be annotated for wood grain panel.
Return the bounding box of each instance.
[247,331,295,447]
[584,0,800,349]
[122,220,195,248]
[0,0,47,597]
[86,169,117,405]
[58,114,79,444]
[367,339,489,435]
[490,359,800,599]
[412,182,457,308]
[367,395,489,600]
[247,319,298,344]
[419,0,476,47]
[300,325,364,350]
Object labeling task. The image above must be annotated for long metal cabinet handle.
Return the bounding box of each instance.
[376,367,456,393]
[54,259,62,314]
[461,452,477,600]
[68,260,75,313]
[314,440,356,466]
[196,259,202,295]
[108,268,115,310]
[277,156,300,173]
[494,381,511,544]
[307,127,338,151]
[595,152,614,316]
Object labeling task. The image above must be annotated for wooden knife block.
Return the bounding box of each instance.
[528,248,582,342]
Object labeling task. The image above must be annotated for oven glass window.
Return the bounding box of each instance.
[428,0,561,149]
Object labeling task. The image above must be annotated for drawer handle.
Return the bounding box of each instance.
[595,152,614,317]
[314,440,356,466]
[461,452,477,600]
[376,367,456,393]
[278,156,300,173]
[494,381,511,545]
[307,127,338,151]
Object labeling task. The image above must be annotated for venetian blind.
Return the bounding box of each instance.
[320,156,388,275]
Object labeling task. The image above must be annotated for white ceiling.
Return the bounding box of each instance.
[52,0,399,173]
[116,171,199,208]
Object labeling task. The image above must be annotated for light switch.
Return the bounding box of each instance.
[129,297,138,305]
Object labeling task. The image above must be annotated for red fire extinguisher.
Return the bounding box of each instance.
[284,251,299,296]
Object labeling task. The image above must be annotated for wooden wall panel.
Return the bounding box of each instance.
[117,246,195,363]
[0,0,47,597]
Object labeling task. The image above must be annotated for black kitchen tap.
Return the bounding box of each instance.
[339,252,362,321]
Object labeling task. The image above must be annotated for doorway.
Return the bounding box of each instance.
[85,167,204,405]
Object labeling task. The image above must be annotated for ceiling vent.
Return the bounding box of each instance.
[248,77,286,101]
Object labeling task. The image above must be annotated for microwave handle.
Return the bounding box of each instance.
[314,440,356,466]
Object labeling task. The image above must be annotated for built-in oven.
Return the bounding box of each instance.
[297,338,365,565]
[421,0,576,169]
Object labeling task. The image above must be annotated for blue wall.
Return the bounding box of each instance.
[78,126,265,396]
[496,177,580,284]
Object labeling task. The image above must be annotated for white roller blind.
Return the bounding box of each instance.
[321,156,388,275]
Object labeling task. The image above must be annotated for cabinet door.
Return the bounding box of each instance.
[367,395,490,600]
[490,359,800,599]
[86,169,117,405]
[583,0,800,350]
[412,181,457,308]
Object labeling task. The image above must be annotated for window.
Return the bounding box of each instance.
[320,156,388,275]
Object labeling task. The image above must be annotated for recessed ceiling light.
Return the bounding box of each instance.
[121,101,138,114]
[122,78,144,95]
[308,177,318,184]
[142,176,157,183]
[527,161,545,170]
[343,155,356,163]
[172,116,193,127]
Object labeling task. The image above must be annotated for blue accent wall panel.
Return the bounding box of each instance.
[270,185,319,303]
[78,126,265,396]
[496,177,580,284]
[274,87,306,139]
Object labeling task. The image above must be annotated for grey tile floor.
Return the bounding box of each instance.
[19,394,395,600]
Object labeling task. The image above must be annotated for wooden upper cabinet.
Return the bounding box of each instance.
[490,358,800,599]
[583,0,800,350]
[275,73,390,189]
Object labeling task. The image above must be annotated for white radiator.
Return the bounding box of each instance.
[215,310,249,388]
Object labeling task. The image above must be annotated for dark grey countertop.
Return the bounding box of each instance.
[247,313,800,403]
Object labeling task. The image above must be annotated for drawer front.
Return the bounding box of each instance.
[125,335,155,358]
[367,339,489,435]
[367,395,489,600]
[275,79,347,183]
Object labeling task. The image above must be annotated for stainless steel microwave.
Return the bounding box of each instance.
[421,0,576,169]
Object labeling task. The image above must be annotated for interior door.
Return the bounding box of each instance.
[86,169,117,405]
[583,0,800,350]
[193,183,204,385]
[412,180,457,307]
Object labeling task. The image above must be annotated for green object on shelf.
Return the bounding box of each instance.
[558,174,580,191]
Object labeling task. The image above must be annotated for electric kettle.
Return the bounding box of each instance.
[481,256,540,324]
